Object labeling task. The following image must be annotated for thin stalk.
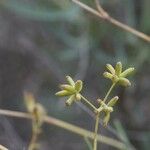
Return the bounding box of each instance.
[103,83,116,102]
[71,0,150,43]
[95,0,108,17]
[28,121,41,150]
[0,109,126,149]
[93,113,100,150]
[93,83,116,150]
[81,95,97,111]
[28,128,39,150]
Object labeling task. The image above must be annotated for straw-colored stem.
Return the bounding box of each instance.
[0,109,126,149]
[71,0,150,43]
[95,0,108,17]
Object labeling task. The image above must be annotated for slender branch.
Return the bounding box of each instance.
[71,0,150,43]
[81,95,97,111]
[93,113,100,150]
[28,130,39,150]
[103,83,116,102]
[0,109,126,149]
[93,83,116,150]
[28,122,40,150]
[94,0,108,18]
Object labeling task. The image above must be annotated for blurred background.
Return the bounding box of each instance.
[0,0,150,149]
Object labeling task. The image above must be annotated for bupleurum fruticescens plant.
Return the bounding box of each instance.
[56,62,134,150]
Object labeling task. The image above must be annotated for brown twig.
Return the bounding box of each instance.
[0,109,126,149]
[71,0,150,43]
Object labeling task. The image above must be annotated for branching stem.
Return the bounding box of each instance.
[71,0,150,43]
[81,95,97,111]
[94,0,108,18]
[93,82,116,150]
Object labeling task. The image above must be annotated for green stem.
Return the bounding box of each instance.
[103,83,116,102]
[93,83,116,150]
[81,95,97,111]
[93,113,100,150]
[28,128,39,150]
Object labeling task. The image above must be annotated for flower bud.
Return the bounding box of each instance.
[103,72,113,79]
[60,84,75,93]
[106,64,115,74]
[103,105,113,112]
[75,80,83,92]
[107,106,113,112]
[97,99,102,104]
[120,68,134,78]
[107,96,119,107]
[66,76,75,86]
[115,62,122,75]
[103,113,110,127]
[65,95,75,106]
[24,92,36,113]
[112,75,119,83]
[100,101,106,107]
[55,90,71,97]
[119,78,131,87]
[75,93,81,101]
